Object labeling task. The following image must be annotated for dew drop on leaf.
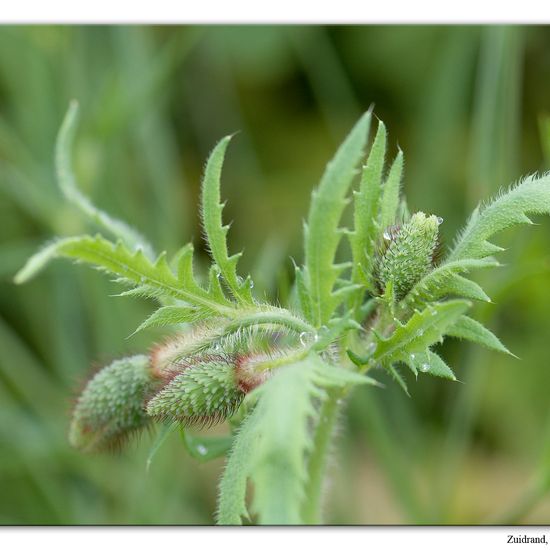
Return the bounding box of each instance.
[197,444,208,456]
[436,216,444,225]
[420,363,430,372]
[383,230,391,241]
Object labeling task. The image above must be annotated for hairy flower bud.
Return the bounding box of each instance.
[150,324,232,378]
[69,355,154,452]
[146,355,245,426]
[376,211,441,300]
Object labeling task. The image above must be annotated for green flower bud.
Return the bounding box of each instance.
[376,211,441,301]
[146,356,245,426]
[69,355,153,452]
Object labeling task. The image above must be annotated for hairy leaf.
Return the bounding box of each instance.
[304,111,371,326]
[349,119,386,291]
[201,136,253,304]
[14,235,236,318]
[445,315,514,356]
[379,149,404,231]
[217,355,371,525]
[399,350,456,381]
[449,173,550,262]
[350,300,471,367]
[217,406,262,524]
[403,257,499,307]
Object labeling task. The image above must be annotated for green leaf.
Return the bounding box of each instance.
[182,430,233,463]
[217,406,262,525]
[449,173,550,262]
[132,305,206,335]
[446,315,514,356]
[294,265,312,321]
[350,119,386,290]
[304,111,372,326]
[360,300,471,367]
[217,355,358,525]
[399,350,456,381]
[386,364,409,395]
[379,149,404,231]
[403,257,499,307]
[311,360,381,389]
[56,101,155,258]
[201,135,253,304]
[249,361,323,524]
[14,235,236,319]
[146,422,179,472]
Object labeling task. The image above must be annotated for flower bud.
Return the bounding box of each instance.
[69,355,153,452]
[376,211,440,300]
[146,355,245,426]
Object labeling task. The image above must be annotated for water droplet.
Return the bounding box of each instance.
[299,332,316,346]
[436,216,444,225]
[197,444,208,456]
[216,272,222,280]
[420,363,430,372]
[249,280,254,289]
[383,230,391,241]
[410,353,416,360]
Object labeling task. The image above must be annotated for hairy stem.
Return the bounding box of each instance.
[302,387,345,524]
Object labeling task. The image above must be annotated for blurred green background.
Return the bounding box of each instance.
[1,25,550,525]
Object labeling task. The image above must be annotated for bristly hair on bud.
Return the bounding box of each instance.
[69,355,155,453]
[146,355,246,427]
[375,211,441,301]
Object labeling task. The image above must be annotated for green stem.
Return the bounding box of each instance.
[302,387,345,524]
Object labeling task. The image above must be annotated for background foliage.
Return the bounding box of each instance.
[2,25,550,524]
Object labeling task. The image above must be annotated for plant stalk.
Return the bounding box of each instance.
[301,387,345,524]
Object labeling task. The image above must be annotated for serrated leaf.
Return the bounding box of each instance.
[56,101,154,258]
[14,235,235,318]
[312,360,381,388]
[379,149,404,231]
[350,119,386,291]
[201,135,253,304]
[386,363,409,395]
[132,305,204,334]
[182,430,233,463]
[403,257,499,307]
[354,300,471,367]
[218,356,344,525]
[449,173,550,262]
[249,360,324,524]
[304,111,372,326]
[217,405,262,524]
[399,350,456,381]
[446,315,514,356]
